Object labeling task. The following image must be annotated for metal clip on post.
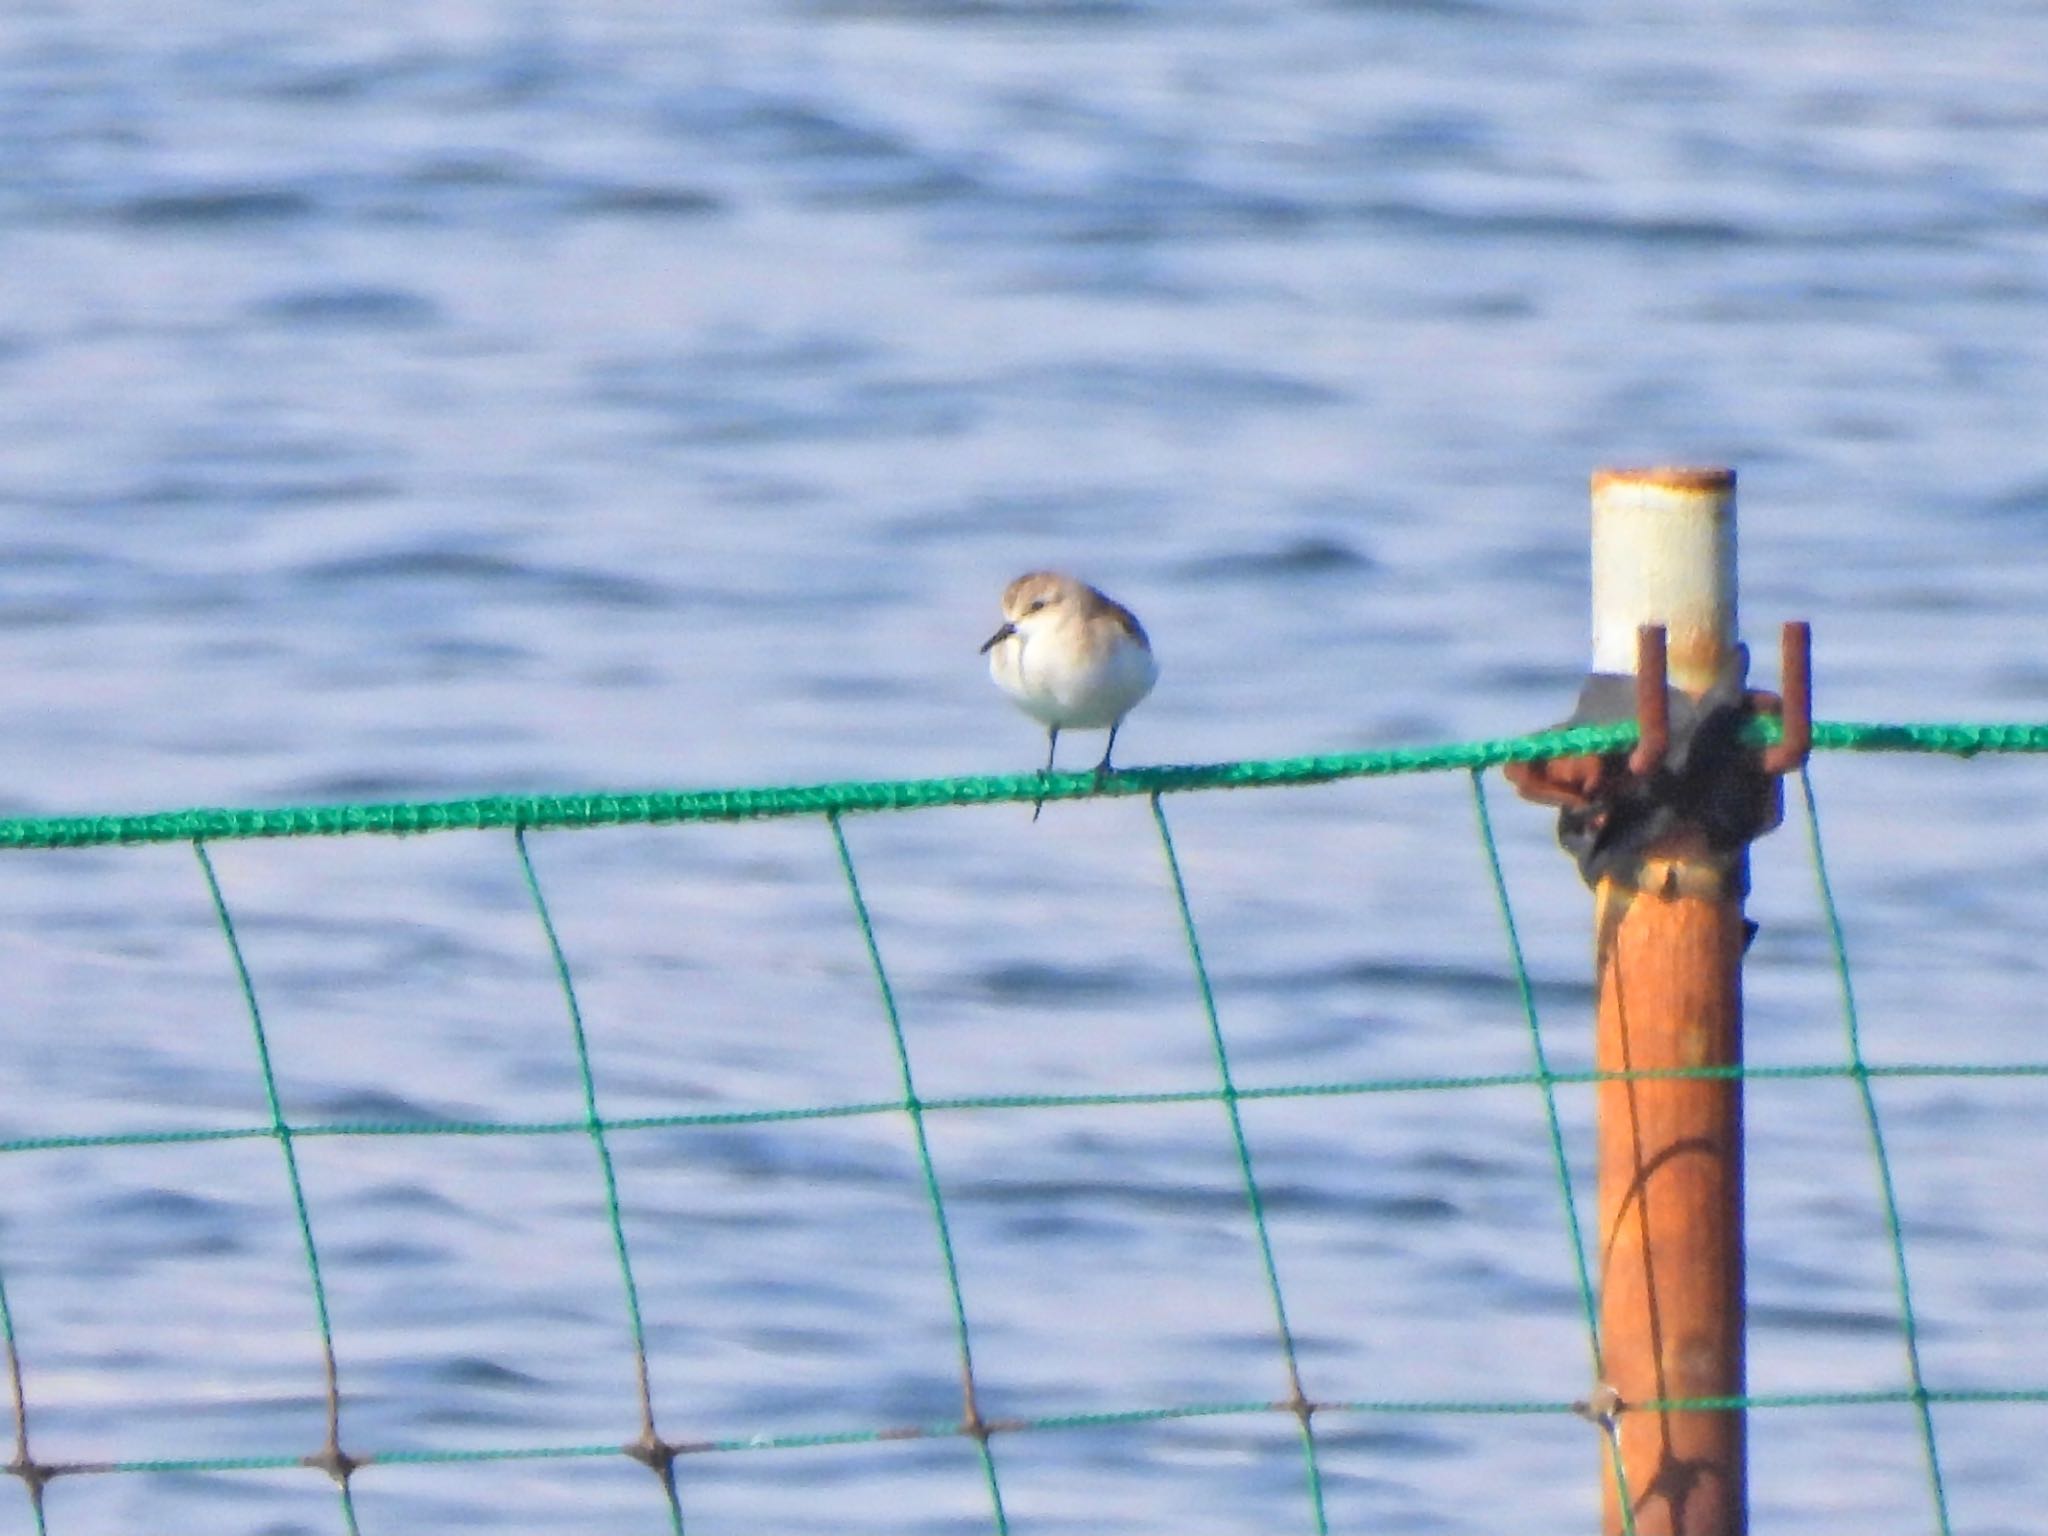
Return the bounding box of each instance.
[1502,624,1673,825]
[1756,621,1812,777]
[1628,624,1670,779]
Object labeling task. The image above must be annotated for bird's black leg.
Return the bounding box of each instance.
[1093,722,1120,780]
[1032,726,1058,822]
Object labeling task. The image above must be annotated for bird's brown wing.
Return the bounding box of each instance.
[1093,590,1150,647]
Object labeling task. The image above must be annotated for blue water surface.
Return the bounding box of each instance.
[1,2,2045,1532]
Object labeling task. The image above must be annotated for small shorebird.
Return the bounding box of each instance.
[980,571,1157,819]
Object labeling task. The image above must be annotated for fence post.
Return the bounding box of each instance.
[1589,467,1747,1536]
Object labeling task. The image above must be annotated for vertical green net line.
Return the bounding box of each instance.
[193,841,362,1536]
[1147,795,1331,1535]
[1796,771,1953,1534]
[1,1265,51,1536]
[511,829,686,1536]
[1468,772,1638,1536]
[826,812,1011,1534]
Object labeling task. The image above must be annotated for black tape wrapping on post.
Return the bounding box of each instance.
[1548,654,1781,889]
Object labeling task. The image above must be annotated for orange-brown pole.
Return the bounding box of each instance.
[1590,468,1746,1536]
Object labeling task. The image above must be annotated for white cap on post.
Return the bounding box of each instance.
[1590,467,1738,696]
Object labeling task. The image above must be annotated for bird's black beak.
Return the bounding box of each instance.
[979,622,1015,655]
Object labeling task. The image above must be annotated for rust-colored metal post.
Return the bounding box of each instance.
[1590,468,1746,1536]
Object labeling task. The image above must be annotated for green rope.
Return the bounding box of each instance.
[0,724,1626,849]
[0,719,2040,852]
[193,842,361,1536]
[5,1061,2044,1159]
[18,1384,2043,1485]
[513,829,685,1536]
[1150,795,1330,1534]
[1808,720,2048,755]
[827,813,1010,1535]
[1797,771,1953,1534]
[1470,771,1637,1534]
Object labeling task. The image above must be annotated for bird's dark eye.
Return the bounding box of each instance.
[1027,598,1048,613]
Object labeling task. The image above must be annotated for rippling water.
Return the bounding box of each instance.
[2,3,2046,1533]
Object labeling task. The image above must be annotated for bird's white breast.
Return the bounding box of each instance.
[989,622,1156,730]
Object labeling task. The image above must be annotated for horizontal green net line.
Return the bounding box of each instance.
[0,719,2042,850]
[28,1385,2046,1481]
[6,1059,2041,1157]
